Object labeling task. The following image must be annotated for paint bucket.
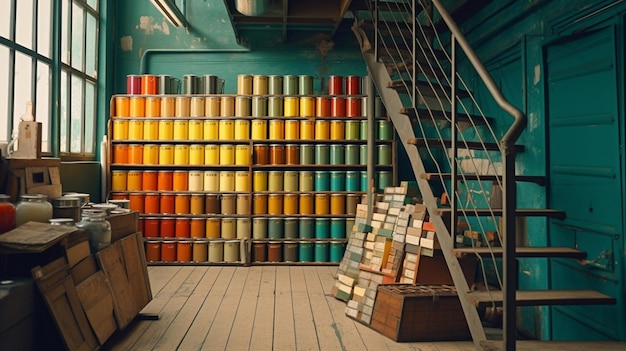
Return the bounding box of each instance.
[328,75,343,95]
[173,120,189,140]
[203,74,219,94]
[126,75,141,94]
[330,120,344,140]
[268,171,284,192]
[111,171,127,192]
[190,97,205,117]
[345,144,359,165]
[160,217,175,237]
[345,75,361,95]
[126,170,142,191]
[268,75,283,94]
[235,96,251,117]
[182,75,201,94]
[221,194,236,215]
[269,119,285,140]
[268,96,282,117]
[161,241,176,262]
[128,120,144,140]
[219,171,235,192]
[283,75,298,95]
[299,241,313,262]
[203,120,219,140]
[268,218,284,239]
[187,120,203,140]
[315,242,329,262]
[224,240,240,262]
[329,145,345,165]
[359,145,368,165]
[161,96,175,116]
[145,241,160,261]
[299,75,313,95]
[158,120,174,140]
[299,120,314,140]
[203,171,219,191]
[175,96,190,117]
[173,170,189,191]
[251,119,267,139]
[316,97,330,117]
[283,97,299,117]
[315,144,329,164]
[141,170,157,191]
[330,194,345,214]
[268,241,282,262]
[268,194,283,215]
[205,195,220,214]
[236,218,250,239]
[269,144,285,165]
[283,241,298,262]
[299,144,314,165]
[299,97,315,117]
[160,194,175,214]
[208,240,224,262]
[283,171,299,191]
[345,171,360,191]
[157,170,173,191]
[175,194,190,214]
[205,96,220,116]
[284,120,299,140]
[345,120,360,140]
[235,144,250,165]
[253,194,268,214]
[299,218,314,238]
[299,171,314,191]
[156,144,172,165]
[314,171,329,191]
[285,144,299,165]
[128,144,143,165]
[315,218,330,238]
[377,171,393,190]
[141,145,157,165]
[220,96,235,116]
[193,240,208,262]
[253,145,268,164]
[219,144,235,165]
[221,218,236,239]
[188,144,204,165]
[237,74,253,95]
[112,119,128,140]
[253,218,267,239]
[190,193,205,214]
[314,120,329,140]
[299,194,313,215]
[346,97,361,117]
[236,194,250,215]
[252,96,268,117]
[234,120,250,140]
[143,120,159,140]
[346,194,360,215]
[191,218,206,238]
[377,144,391,165]
[331,97,345,117]
[330,218,346,239]
[219,120,235,140]
[253,242,267,262]
[115,96,130,117]
[144,193,160,214]
[175,218,191,238]
[235,171,250,192]
[378,120,392,140]
[361,171,369,192]
[204,144,219,165]
[315,194,329,215]
[129,96,145,117]
[253,171,268,191]
[253,75,268,95]
[330,171,345,191]
[281,218,298,239]
[173,144,190,165]
[206,218,221,239]
[330,241,346,262]
[359,120,369,140]
[283,195,298,215]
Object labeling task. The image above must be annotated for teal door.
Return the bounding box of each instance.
[546,25,624,340]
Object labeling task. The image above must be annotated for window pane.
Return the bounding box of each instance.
[70,74,83,153]
[16,0,34,50]
[37,0,52,58]
[0,46,9,143]
[86,13,97,78]
[0,1,10,39]
[61,0,70,64]
[71,3,84,71]
[13,52,33,132]
[85,81,95,154]
[87,0,98,11]
[37,61,51,153]
[60,71,68,152]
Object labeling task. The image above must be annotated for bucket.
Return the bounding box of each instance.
[283,171,299,191]
[193,240,209,262]
[173,144,189,165]
[143,120,159,140]
[314,242,329,262]
[221,194,236,215]
[299,194,313,215]
[161,241,176,262]
[115,96,130,117]
[191,218,206,238]
[157,170,173,191]
[345,144,359,165]
[235,171,250,192]
[284,120,300,140]
[204,144,219,165]
[145,241,161,262]
[299,144,314,165]
[253,171,268,191]
[314,171,330,191]
[235,144,250,165]
[160,96,175,116]
[175,218,191,238]
[330,97,345,117]
[345,120,360,139]
[236,194,250,215]
[268,171,284,191]
[330,218,346,238]
[112,119,128,140]
[219,144,235,165]
[236,218,250,239]
[253,242,267,262]
[268,218,284,239]
[346,194,360,215]
[157,120,173,140]
[284,241,299,262]
[269,144,285,165]
[173,120,188,140]
[188,120,203,140]
[237,74,253,95]
[205,96,220,117]
[144,193,160,214]
[378,120,392,140]
[269,119,285,139]
[251,119,267,139]
[206,218,221,238]
[253,218,267,239]
[329,145,345,165]
[224,240,240,262]
[126,170,142,191]
[203,120,219,140]
[299,241,313,262]
[188,170,204,191]
[253,194,268,214]
[346,97,362,117]
[359,145,368,165]
[208,240,224,262]
[219,120,235,140]
[268,194,283,214]
[283,194,298,215]
[299,171,314,191]
[330,241,346,262]
[129,96,146,117]
[346,75,361,95]
[160,217,175,237]
[361,171,369,192]
[234,120,250,140]
[299,97,315,117]
[221,218,237,239]
[299,218,314,238]
[253,145,269,164]
[283,97,299,117]
[315,144,329,164]
[330,194,345,214]
[315,218,330,238]
[190,193,205,214]
[328,75,343,95]
[203,171,219,191]
[252,96,268,117]
[329,120,344,140]
[299,75,313,95]
[268,75,283,95]
[187,144,204,165]
[315,97,330,117]
[359,120,369,140]
[284,217,298,238]
[128,144,143,164]
[173,170,188,191]
[175,194,190,214]
[378,171,393,190]
[144,217,160,238]
[111,171,127,191]
[315,194,329,214]
[235,96,251,117]
[345,171,360,191]
[283,75,298,95]
[205,194,220,214]
[267,241,282,262]
[314,120,329,140]
[377,144,391,165]
[160,194,175,214]
[300,120,315,140]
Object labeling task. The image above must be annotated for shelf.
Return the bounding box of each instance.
[109,164,250,169]
[250,238,348,242]
[249,262,340,266]
[139,213,250,218]
[144,237,246,241]
[109,139,394,144]
[147,261,246,266]
[112,190,249,195]
[253,191,365,195]
[250,214,356,219]
[113,93,371,99]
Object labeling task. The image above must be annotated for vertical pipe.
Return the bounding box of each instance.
[411,0,416,106]
[503,148,517,351]
[367,70,376,223]
[7,0,16,141]
[50,0,61,157]
[450,35,457,240]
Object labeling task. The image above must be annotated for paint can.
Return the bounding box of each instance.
[330,218,346,239]
[236,194,250,215]
[142,170,157,190]
[315,194,329,215]
[253,218,267,239]
[378,171,393,190]
[112,119,128,140]
[189,144,204,165]
[329,144,345,165]
[299,75,313,95]
[345,172,360,192]
[190,193,205,214]
[160,194,175,214]
[361,171,369,192]
[237,74,253,95]
[252,96,268,117]
[299,171,314,191]
[268,96,283,117]
[299,241,313,262]
[315,218,330,238]
[378,120,392,140]
[328,75,343,95]
[126,75,141,95]
[299,218,314,238]
[126,170,143,191]
[218,120,235,140]
[203,74,219,94]
[359,120,369,140]
[129,96,145,117]
[221,218,237,239]
[253,242,267,262]
[299,120,314,140]
[269,119,285,140]
[330,171,345,191]
[235,171,250,192]
[299,194,313,215]
[160,217,175,237]
[235,144,250,165]
[284,241,299,262]
[128,144,143,164]
[143,120,159,141]
[208,240,224,262]
[219,144,235,165]
[283,171,299,191]
[220,96,235,116]
[253,75,268,95]
[224,240,240,262]
[268,194,284,215]
[345,144,359,165]
[190,96,205,117]
[128,120,144,140]
[144,193,160,214]
[204,144,219,165]
[161,241,176,262]
[182,75,201,94]
[269,144,285,165]
[203,171,219,192]
[315,144,329,164]
[330,241,346,262]
[283,75,298,95]
[157,170,174,191]
[173,144,190,165]
[251,119,267,139]
[235,96,251,117]
[329,120,344,140]
[173,120,189,140]
[330,194,345,214]
[253,144,268,164]
[128,193,144,213]
[345,120,360,140]
[219,171,235,192]
[188,120,203,140]
[314,171,330,191]
[192,240,208,261]
[285,144,299,165]
[359,145,368,165]
[253,194,268,214]
[284,120,299,140]
[315,242,329,262]
[316,96,330,117]
[175,96,190,117]
[345,75,361,95]
[221,194,236,215]
[346,97,361,117]
[268,171,284,192]
[158,119,174,140]
[330,97,345,117]
[268,217,284,239]
[205,195,220,214]
[267,241,282,262]
[144,218,160,238]
[268,75,283,95]
[377,144,391,165]
[203,120,219,141]
[175,218,191,238]
[299,97,315,117]
[283,97,299,117]
[253,171,268,191]
[283,195,299,215]
[205,96,220,117]
[314,120,329,140]
[206,218,221,238]
[299,144,314,165]
[175,194,191,214]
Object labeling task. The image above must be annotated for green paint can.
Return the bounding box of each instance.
[345,171,360,191]
[300,144,314,165]
[268,217,284,239]
[359,145,368,165]
[345,144,359,165]
[330,171,345,191]
[283,241,299,262]
[378,120,392,140]
[252,218,267,239]
[299,171,314,191]
[268,75,283,95]
[330,241,346,262]
[314,171,329,191]
[284,217,298,239]
[299,75,313,95]
[361,171,369,192]
[315,144,329,164]
[378,171,393,190]
[268,96,283,117]
[252,96,267,117]
[345,121,360,140]
[377,144,392,165]
[314,242,329,262]
[299,241,314,262]
[283,75,298,95]
[299,217,314,238]
[315,218,330,238]
[329,144,345,165]
[359,120,369,140]
[330,218,346,238]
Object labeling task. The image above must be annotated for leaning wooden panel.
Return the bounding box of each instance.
[121,232,152,309]
[75,271,118,345]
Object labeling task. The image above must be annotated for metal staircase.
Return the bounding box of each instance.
[350,1,616,350]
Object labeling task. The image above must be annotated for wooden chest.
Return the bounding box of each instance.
[370,284,471,342]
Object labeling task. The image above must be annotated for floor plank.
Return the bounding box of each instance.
[303,266,345,351]
[290,266,321,350]
[226,266,263,350]
[273,264,297,350]
[249,266,277,351]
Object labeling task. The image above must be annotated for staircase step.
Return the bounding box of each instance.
[453,247,587,259]
[388,79,469,98]
[379,47,447,66]
[433,208,566,220]
[401,107,492,125]
[480,340,626,351]
[407,138,525,152]
[420,173,545,185]
[467,290,616,308]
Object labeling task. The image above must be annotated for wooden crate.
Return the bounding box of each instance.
[370,284,471,342]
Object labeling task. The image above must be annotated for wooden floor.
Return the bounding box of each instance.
[102,265,476,351]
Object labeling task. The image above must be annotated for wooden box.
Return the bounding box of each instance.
[370,284,470,342]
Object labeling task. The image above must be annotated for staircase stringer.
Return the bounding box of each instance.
[362,49,487,347]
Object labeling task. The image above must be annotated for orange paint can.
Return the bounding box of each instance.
[177,241,193,262]
[115,96,130,117]
[157,170,174,191]
[160,96,176,117]
[144,193,160,214]
[160,241,176,262]
[128,193,145,213]
[144,217,160,238]
[173,170,189,191]
[128,144,143,164]
[126,170,143,191]
[112,144,129,164]
[145,241,161,261]
[145,96,161,117]
[160,217,176,237]
[160,193,175,214]
[142,170,158,190]
[129,96,146,117]
[175,194,191,214]
[190,194,205,215]
[191,218,206,238]
[175,218,191,238]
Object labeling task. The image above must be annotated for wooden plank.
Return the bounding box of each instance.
[303,267,344,350]
[249,266,277,351]
[453,247,586,259]
[121,233,152,312]
[289,266,319,350]
[147,265,182,296]
[468,290,617,308]
[75,271,117,345]
[96,241,137,329]
[481,340,626,351]
[272,266,296,350]
[225,266,263,350]
[151,266,221,350]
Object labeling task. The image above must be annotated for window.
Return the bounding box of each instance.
[0,0,99,159]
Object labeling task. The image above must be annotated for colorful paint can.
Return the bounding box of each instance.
[235,96,251,117]
[315,218,330,238]
[330,194,345,214]
[283,97,299,117]
[345,171,360,191]
[345,120,360,139]
[160,241,176,262]
[190,97,205,117]
[192,240,208,261]
[224,240,240,262]
[283,75,298,95]
[236,194,250,215]
[234,120,250,140]
[315,144,329,164]
[173,120,189,140]
[237,74,253,95]
[268,194,283,215]
[219,120,235,140]
[268,75,283,95]
[235,144,250,165]
[267,241,282,262]
[203,120,219,140]
[126,170,143,191]
[144,193,160,214]
[299,241,313,262]
[330,171,345,191]
[252,96,267,117]
[219,144,235,165]
[283,195,298,215]
[220,96,235,116]
[158,120,174,140]
[251,119,267,139]
[314,171,329,191]
[112,119,128,140]
[329,144,345,165]
[128,120,144,140]
[328,75,343,95]
[283,171,299,191]
[221,194,236,215]
[143,120,159,140]
[299,144,314,165]
[203,171,219,191]
[285,144,299,165]
[284,120,299,140]
[190,193,205,215]
[299,97,315,117]
[316,97,330,117]
[175,194,190,214]
[253,171,268,191]
[378,171,393,190]
[253,218,267,239]
[330,219,346,239]
[173,144,190,165]
[204,144,219,165]
[144,218,160,238]
[283,241,298,262]
[330,120,344,140]
[268,96,283,117]
[157,144,173,165]
[268,171,284,192]
[111,171,127,192]
[157,170,173,191]
[221,218,237,239]
[314,120,329,140]
[299,75,313,95]
[315,194,329,215]
[299,218,314,238]
[253,194,268,214]
[235,171,250,192]
[253,75,268,95]
[219,171,235,192]
[160,194,175,214]
[175,218,191,238]
[346,97,362,117]
[160,96,175,116]
[331,97,345,117]
[129,193,144,213]
[129,96,146,117]
[205,96,220,117]
[378,120,392,140]
[299,194,313,215]
[315,242,329,262]
[208,240,224,262]
[189,144,204,165]
[269,119,285,140]
[299,171,314,191]
[253,243,266,262]
[205,195,220,214]
[345,75,361,95]
[268,218,284,239]
[377,144,392,165]
[175,96,190,117]
[330,241,346,262]
[345,144,359,165]
[269,144,285,165]
[160,217,175,237]
[359,145,368,165]
[206,218,221,238]
[300,120,314,140]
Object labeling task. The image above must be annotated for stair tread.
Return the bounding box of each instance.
[480,340,626,351]
[453,247,587,259]
[401,107,492,125]
[421,173,545,185]
[407,138,525,152]
[467,289,616,307]
[388,79,471,98]
[434,207,566,220]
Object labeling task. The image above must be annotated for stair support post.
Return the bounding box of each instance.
[367,70,376,223]
[450,35,458,242]
[503,147,518,351]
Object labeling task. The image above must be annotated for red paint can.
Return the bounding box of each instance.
[331,97,346,117]
[127,75,142,95]
[328,75,343,95]
[316,97,330,117]
[345,76,361,95]
[141,75,158,95]
[346,97,362,117]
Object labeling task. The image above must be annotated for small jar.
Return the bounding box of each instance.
[76,209,112,253]
[15,194,53,226]
[51,196,82,223]
[49,218,75,226]
[0,194,16,233]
